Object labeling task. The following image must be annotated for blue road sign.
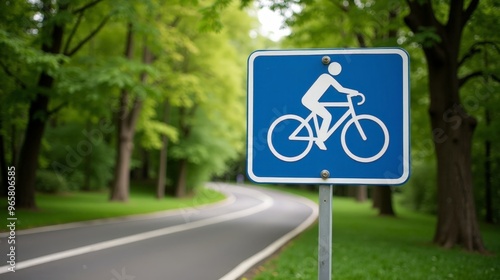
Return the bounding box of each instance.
[247,49,410,185]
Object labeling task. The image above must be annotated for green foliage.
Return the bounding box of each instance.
[42,117,116,191]
[199,0,234,32]
[411,26,442,48]
[458,0,500,223]
[136,99,179,150]
[35,169,69,194]
[1,0,266,205]
[159,2,251,190]
[187,162,214,192]
[0,29,67,73]
[282,0,407,48]
[401,160,437,214]
[113,1,259,195]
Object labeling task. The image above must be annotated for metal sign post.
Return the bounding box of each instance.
[318,185,333,280]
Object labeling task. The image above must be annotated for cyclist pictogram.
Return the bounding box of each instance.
[267,61,389,163]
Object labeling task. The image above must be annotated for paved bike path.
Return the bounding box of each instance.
[0,183,318,279]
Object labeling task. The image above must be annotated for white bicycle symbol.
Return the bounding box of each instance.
[267,93,389,163]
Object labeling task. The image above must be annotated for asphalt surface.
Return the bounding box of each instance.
[0,183,317,280]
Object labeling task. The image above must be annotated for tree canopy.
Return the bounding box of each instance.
[0,0,271,203]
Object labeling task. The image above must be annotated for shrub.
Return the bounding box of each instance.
[42,121,115,191]
[36,169,69,194]
[401,160,437,214]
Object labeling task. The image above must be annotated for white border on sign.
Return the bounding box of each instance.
[247,48,410,185]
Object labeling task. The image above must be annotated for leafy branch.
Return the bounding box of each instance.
[0,60,27,89]
[459,41,500,67]
[63,12,84,56]
[72,0,105,14]
[64,14,111,57]
[459,71,500,88]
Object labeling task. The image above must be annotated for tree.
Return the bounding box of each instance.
[372,186,396,216]
[403,0,491,252]
[164,3,251,196]
[2,0,262,204]
[121,0,255,198]
[109,22,150,202]
[100,0,165,202]
[0,117,8,196]
[3,0,113,208]
[459,0,500,224]
[156,100,171,199]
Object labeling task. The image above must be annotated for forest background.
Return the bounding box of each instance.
[0,0,499,254]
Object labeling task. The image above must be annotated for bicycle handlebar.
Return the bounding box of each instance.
[354,92,365,105]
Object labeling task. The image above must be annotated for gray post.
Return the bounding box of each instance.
[318,185,332,280]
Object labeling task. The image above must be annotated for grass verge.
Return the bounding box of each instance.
[1,182,225,231]
[249,186,500,280]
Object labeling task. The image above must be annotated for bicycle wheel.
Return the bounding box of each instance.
[341,115,389,163]
[267,114,314,162]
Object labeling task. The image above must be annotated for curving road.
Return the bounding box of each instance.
[0,183,317,280]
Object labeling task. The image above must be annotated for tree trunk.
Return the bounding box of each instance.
[431,104,484,251]
[141,149,149,180]
[371,186,380,209]
[484,110,493,223]
[175,158,188,198]
[424,38,486,252]
[110,23,135,202]
[424,49,486,251]
[377,187,395,216]
[16,1,65,209]
[405,0,486,253]
[355,186,367,202]
[10,124,18,167]
[82,122,92,191]
[427,54,482,249]
[156,143,167,199]
[16,92,51,208]
[109,24,151,201]
[109,87,144,202]
[372,186,395,216]
[156,101,170,199]
[174,105,193,198]
[0,118,8,196]
[482,44,493,224]
[110,126,134,201]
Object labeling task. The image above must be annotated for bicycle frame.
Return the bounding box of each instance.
[290,95,367,142]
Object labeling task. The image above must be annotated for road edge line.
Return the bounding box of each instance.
[0,186,272,275]
[218,191,319,280]
[2,184,235,237]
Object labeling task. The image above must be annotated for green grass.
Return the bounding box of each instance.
[250,186,500,280]
[2,182,225,231]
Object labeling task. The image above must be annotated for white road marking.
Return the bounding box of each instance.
[218,190,319,280]
[2,185,235,237]
[0,186,272,274]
